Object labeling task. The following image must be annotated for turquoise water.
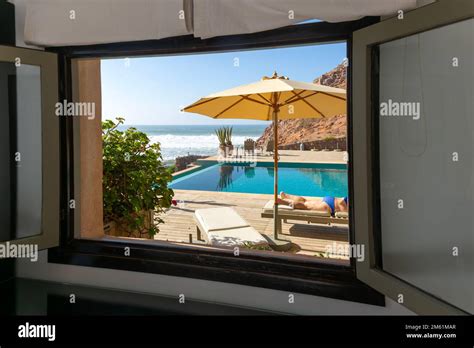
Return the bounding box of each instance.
[170,163,348,197]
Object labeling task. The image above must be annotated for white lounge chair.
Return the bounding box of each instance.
[194,207,269,247]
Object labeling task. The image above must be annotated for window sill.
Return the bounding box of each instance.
[48,238,384,307]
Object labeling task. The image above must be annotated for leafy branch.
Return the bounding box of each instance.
[102,117,174,238]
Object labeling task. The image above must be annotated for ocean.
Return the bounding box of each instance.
[118,124,268,162]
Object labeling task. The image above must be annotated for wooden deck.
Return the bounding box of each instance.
[154,190,349,261]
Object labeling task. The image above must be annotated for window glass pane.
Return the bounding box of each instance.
[377,18,473,312]
[0,62,42,241]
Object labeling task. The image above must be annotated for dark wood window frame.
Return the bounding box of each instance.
[47,18,385,306]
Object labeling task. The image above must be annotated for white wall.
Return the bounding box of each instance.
[8,0,42,49]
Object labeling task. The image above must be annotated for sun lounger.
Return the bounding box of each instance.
[194,207,269,247]
[261,200,349,225]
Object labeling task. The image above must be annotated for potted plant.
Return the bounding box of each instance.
[215,127,227,157]
[102,117,174,239]
[225,126,233,156]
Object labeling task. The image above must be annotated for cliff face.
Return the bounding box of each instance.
[256,62,347,147]
[313,61,347,89]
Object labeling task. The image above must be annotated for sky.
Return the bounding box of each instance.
[101,42,346,125]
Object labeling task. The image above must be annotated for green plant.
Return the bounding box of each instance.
[215,127,227,146]
[225,126,233,145]
[102,117,174,238]
[215,126,233,146]
[242,242,272,251]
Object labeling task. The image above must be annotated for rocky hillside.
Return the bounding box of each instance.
[256,62,347,148]
[313,61,347,89]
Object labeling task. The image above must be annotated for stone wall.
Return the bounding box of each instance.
[174,155,208,172]
[279,137,346,151]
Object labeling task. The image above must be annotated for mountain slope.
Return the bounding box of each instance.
[256,62,347,147]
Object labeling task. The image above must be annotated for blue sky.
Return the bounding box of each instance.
[101,42,346,125]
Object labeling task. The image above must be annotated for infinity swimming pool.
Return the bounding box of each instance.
[170,162,348,197]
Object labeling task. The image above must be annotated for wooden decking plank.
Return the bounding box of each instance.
[154,190,349,260]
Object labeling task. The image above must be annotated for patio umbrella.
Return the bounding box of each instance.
[182,72,346,249]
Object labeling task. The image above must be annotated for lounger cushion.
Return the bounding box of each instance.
[335,211,349,218]
[206,226,267,247]
[194,207,268,247]
[263,200,294,211]
[263,200,331,217]
[195,207,249,232]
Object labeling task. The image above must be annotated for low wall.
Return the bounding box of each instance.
[279,137,346,151]
[174,155,208,172]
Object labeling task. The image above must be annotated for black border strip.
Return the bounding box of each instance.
[57,53,74,245]
[0,0,15,46]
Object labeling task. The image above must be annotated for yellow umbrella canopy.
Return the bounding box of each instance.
[183,72,346,120]
[182,73,346,248]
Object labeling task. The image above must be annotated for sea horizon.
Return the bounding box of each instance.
[117,124,268,161]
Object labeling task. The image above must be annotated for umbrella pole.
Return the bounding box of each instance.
[268,106,291,252]
[273,108,279,240]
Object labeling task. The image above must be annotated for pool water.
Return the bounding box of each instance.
[170,163,348,197]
